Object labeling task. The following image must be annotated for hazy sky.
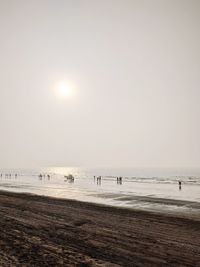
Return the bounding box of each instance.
[0,0,200,168]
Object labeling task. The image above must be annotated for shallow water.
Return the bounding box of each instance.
[0,167,200,214]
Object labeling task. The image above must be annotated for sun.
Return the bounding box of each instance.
[55,81,74,99]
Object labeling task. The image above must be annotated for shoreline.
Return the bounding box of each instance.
[0,190,200,266]
[1,187,200,220]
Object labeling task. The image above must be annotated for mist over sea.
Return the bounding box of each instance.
[0,167,200,214]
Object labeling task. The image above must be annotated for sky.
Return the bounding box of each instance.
[0,0,200,168]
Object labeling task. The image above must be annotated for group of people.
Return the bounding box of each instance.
[64,174,75,183]
[0,173,18,179]
[93,176,102,185]
[117,176,123,184]
[0,173,183,191]
[93,175,123,185]
[93,176,182,188]
[38,174,51,180]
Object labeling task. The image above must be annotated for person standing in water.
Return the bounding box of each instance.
[178,181,182,190]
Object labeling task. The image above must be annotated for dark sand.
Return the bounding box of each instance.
[0,191,200,267]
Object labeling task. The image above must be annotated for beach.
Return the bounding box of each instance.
[1,167,200,213]
[0,190,199,267]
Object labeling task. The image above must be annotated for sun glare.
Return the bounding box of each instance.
[55,81,74,99]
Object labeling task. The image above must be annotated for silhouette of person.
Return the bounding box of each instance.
[178,181,182,190]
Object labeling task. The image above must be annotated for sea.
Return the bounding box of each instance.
[0,167,200,215]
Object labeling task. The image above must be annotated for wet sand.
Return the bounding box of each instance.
[0,191,199,266]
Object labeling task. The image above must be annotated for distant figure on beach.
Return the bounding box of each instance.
[178,181,182,190]
[94,175,96,182]
[47,174,50,180]
[15,174,17,179]
[64,174,74,183]
[117,176,122,185]
[97,176,101,185]
[39,174,42,180]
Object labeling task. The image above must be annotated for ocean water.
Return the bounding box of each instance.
[0,167,200,214]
